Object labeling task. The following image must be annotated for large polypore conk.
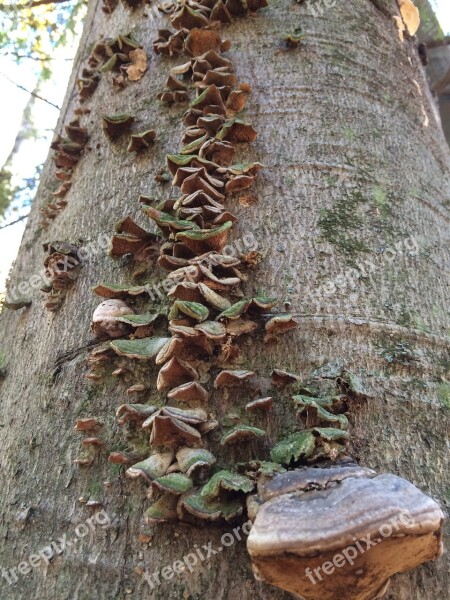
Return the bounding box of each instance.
[247,465,444,600]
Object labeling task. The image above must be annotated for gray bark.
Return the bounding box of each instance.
[0,1,449,599]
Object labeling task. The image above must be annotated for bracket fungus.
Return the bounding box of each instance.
[75,418,101,432]
[86,33,146,89]
[102,114,135,140]
[40,119,89,226]
[109,216,161,276]
[127,129,157,152]
[91,299,135,339]
[282,29,305,49]
[127,452,175,483]
[111,336,170,359]
[102,0,118,13]
[271,368,301,388]
[42,241,81,311]
[125,48,148,81]
[2,298,31,311]
[214,369,255,388]
[220,425,266,446]
[248,466,444,600]
[245,397,273,412]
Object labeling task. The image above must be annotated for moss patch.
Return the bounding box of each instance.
[318,189,370,257]
[437,383,450,409]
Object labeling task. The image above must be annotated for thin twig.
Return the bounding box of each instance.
[0,71,60,109]
[0,213,29,230]
[0,51,74,62]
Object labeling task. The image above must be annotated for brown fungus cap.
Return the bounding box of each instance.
[91,299,134,339]
[214,369,256,388]
[248,471,445,600]
[156,356,199,390]
[167,380,209,403]
[102,114,134,140]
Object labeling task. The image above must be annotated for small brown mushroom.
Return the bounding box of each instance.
[108,451,142,465]
[91,299,135,339]
[127,129,156,152]
[156,357,199,390]
[102,114,134,140]
[265,315,298,335]
[75,418,101,432]
[73,457,94,466]
[271,369,301,387]
[82,437,104,448]
[167,380,209,403]
[184,28,225,57]
[245,397,273,413]
[214,369,256,388]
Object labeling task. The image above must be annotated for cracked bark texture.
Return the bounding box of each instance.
[0,1,449,599]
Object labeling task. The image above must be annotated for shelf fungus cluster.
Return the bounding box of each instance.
[84,0,298,526]
[77,1,444,598]
[40,30,150,233]
[74,417,104,466]
[83,33,148,93]
[40,119,89,226]
[41,242,81,311]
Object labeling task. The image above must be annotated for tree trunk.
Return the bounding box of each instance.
[416,0,450,146]
[0,1,448,599]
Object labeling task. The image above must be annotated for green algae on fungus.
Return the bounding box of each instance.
[110,337,170,359]
[126,451,175,482]
[102,114,135,139]
[170,300,209,322]
[175,221,233,253]
[176,447,216,477]
[216,299,250,320]
[152,472,194,495]
[220,425,266,445]
[118,313,163,327]
[270,431,316,465]
[304,402,349,430]
[198,284,231,311]
[127,129,157,152]
[145,494,179,525]
[282,29,305,49]
[201,470,255,499]
[93,282,149,298]
[179,489,244,522]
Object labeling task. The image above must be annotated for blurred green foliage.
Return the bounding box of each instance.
[0,0,86,223]
[0,1,86,77]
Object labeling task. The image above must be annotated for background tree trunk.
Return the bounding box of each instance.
[0,1,449,599]
[416,0,450,146]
